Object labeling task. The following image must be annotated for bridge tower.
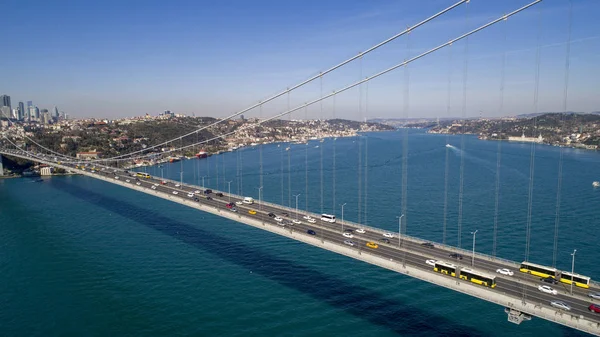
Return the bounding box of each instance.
[0,154,4,176]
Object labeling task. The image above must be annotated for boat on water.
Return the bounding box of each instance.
[593,181,600,188]
[446,144,452,148]
[195,151,208,159]
[168,156,182,163]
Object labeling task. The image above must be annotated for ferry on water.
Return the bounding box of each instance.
[593,181,600,188]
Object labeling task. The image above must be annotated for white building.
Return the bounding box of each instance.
[40,167,54,176]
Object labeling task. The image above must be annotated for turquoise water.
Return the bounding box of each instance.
[1,130,598,336]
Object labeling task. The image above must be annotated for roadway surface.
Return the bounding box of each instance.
[3,149,600,330]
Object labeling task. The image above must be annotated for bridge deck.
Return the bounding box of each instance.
[2,150,599,336]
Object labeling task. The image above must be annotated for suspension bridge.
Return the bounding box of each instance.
[1,0,599,335]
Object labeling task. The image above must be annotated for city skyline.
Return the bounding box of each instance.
[2,0,599,120]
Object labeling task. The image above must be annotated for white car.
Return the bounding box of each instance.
[307,218,316,224]
[136,182,141,186]
[426,259,436,267]
[154,183,159,187]
[496,268,514,276]
[151,186,157,190]
[125,179,130,183]
[274,217,283,222]
[292,219,301,224]
[236,201,243,206]
[187,193,194,198]
[343,232,354,238]
[303,215,312,220]
[538,285,557,295]
[355,228,366,234]
[175,184,181,187]
[172,191,179,195]
[550,301,571,311]
[383,233,395,238]
[114,176,119,180]
[344,240,355,247]
[194,190,201,194]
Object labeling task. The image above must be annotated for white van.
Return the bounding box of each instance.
[321,214,336,223]
[243,197,254,205]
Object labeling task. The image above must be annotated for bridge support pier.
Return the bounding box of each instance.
[0,154,4,176]
[505,308,532,325]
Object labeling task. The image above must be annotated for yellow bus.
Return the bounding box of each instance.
[136,172,151,179]
[559,272,591,289]
[460,267,497,288]
[519,261,558,278]
[434,261,457,277]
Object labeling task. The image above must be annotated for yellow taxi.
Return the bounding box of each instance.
[248,210,257,215]
[366,242,379,249]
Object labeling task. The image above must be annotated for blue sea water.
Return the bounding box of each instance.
[1,130,598,336]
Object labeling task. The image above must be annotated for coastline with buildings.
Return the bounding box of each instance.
[375,113,600,151]
[0,93,393,170]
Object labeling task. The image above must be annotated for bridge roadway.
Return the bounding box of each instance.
[2,150,600,335]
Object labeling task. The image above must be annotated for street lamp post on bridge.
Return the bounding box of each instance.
[571,249,577,295]
[341,203,347,233]
[294,194,301,221]
[397,214,404,248]
[257,186,263,212]
[227,180,232,202]
[471,229,478,267]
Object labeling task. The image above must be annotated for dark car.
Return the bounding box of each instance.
[204,189,213,194]
[193,197,200,202]
[206,196,213,200]
[344,229,353,233]
[215,192,224,197]
[281,212,289,217]
[268,213,276,218]
[307,229,316,235]
[541,277,559,285]
[449,253,463,260]
[379,238,391,244]
[589,304,600,313]
[421,242,435,248]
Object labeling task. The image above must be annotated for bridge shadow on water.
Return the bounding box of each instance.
[52,179,486,336]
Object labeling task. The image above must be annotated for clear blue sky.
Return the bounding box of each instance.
[2,0,599,120]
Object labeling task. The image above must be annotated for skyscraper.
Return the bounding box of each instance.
[0,95,11,110]
[28,106,36,121]
[18,102,25,120]
[53,106,59,119]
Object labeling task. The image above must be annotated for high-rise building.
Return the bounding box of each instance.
[28,106,36,121]
[0,95,11,110]
[53,106,59,119]
[18,102,25,120]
